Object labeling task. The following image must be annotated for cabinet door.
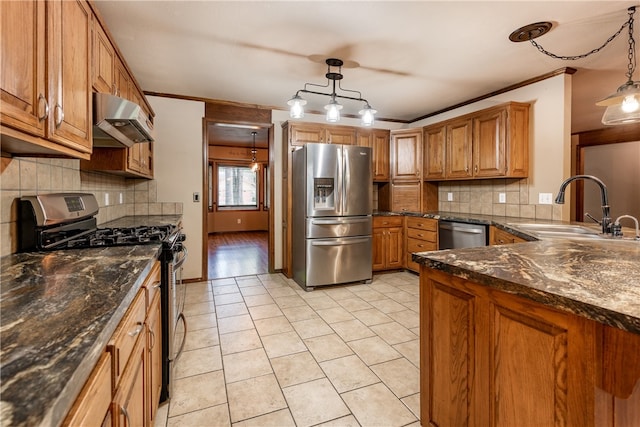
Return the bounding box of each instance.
[92,20,115,94]
[391,130,422,181]
[0,0,47,137]
[114,57,131,99]
[446,118,473,179]
[386,227,404,269]
[391,182,421,213]
[47,0,92,154]
[289,123,324,146]
[326,126,356,144]
[423,125,446,180]
[473,108,506,177]
[372,130,390,181]
[63,353,112,427]
[146,293,162,426]
[372,227,386,271]
[505,103,530,178]
[113,335,146,427]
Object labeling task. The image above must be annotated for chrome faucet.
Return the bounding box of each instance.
[554,175,612,235]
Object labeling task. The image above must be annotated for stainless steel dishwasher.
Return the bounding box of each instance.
[438,220,488,249]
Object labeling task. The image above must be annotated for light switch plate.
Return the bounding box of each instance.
[447,192,453,201]
[538,193,553,204]
[193,192,200,202]
[498,193,506,203]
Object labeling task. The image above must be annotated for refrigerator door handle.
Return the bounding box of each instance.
[311,238,371,246]
[311,217,371,225]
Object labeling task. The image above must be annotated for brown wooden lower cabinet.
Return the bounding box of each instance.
[490,225,527,245]
[420,266,640,427]
[372,216,404,271]
[405,217,438,272]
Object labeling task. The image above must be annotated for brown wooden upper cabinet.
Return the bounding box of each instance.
[423,102,530,181]
[357,129,390,181]
[288,123,356,146]
[391,129,422,181]
[1,0,93,159]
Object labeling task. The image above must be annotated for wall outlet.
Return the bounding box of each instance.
[498,193,506,204]
[104,193,110,206]
[447,192,453,201]
[119,192,123,204]
[538,193,553,205]
[237,218,241,224]
[193,192,200,202]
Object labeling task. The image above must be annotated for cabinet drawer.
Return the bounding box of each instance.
[373,216,404,228]
[142,261,161,310]
[108,290,146,386]
[62,352,112,427]
[407,228,437,242]
[491,226,527,245]
[407,237,437,253]
[406,217,438,232]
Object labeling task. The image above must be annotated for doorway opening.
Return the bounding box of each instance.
[203,119,274,280]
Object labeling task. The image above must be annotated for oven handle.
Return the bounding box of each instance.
[173,312,188,363]
[173,246,188,269]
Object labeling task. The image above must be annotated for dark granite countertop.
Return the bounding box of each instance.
[413,238,640,334]
[0,215,182,427]
[103,214,182,229]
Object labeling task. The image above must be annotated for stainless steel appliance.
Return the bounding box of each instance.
[438,220,488,249]
[17,193,186,403]
[292,143,373,290]
[93,92,154,148]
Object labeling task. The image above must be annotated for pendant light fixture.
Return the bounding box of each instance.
[287,58,376,126]
[509,6,640,126]
[250,131,258,172]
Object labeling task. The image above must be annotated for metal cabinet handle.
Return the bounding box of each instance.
[128,322,143,337]
[149,327,155,351]
[54,104,64,128]
[37,94,49,121]
[121,405,131,427]
[152,282,161,289]
[465,166,469,173]
[474,165,478,173]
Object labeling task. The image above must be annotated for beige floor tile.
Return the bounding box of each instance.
[348,336,402,365]
[351,308,393,326]
[219,328,262,355]
[167,402,230,427]
[322,287,356,300]
[175,345,222,378]
[273,295,307,308]
[270,351,325,387]
[227,374,287,423]
[320,354,379,393]
[283,378,350,427]
[268,286,299,298]
[370,321,418,345]
[304,334,353,362]
[314,415,360,427]
[216,302,249,318]
[348,288,386,302]
[370,358,419,398]
[248,303,284,320]
[261,331,307,358]
[281,305,319,322]
[254,315,294,336]
[337,297,373,312]
[291,318,333,339]
[342,382,417,427]
[329,319,375,342]
[187,312,218,331]
[410,326,420,336]
[213,284,240,295]
[385,290,417,303]
[183,300,216,316]
[155,402,168,427]
[185,290,212,305]
[240,285,268,296]
[217,314,255,334]
[369,298,408,314]
[223,348,273,383]
[211,277,237,287]
[214,292,244,306]
[244,293,275,307]
[306,296,340,310]
[402,300,420,312]
[169,370,227,417]
[235,276,262,287]
[402,392,421,418]
[316,306,355,324]
[388,309,420,329]
[393,339,419,367]
[232,408,296,427]
[183,327,219,352]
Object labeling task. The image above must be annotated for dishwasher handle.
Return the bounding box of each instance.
[439,223,485,234]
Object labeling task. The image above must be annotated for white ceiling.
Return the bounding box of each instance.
[94,0,639,147]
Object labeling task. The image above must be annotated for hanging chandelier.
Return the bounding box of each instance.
[287,58,377,126]
[509,6,640,126]
[250,131,258,172]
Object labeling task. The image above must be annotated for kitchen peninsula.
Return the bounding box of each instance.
[413,238,640,427]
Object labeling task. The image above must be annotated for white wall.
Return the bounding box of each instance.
[149,96,204,280]
[412,73,573,220]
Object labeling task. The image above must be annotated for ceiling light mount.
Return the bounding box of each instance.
[511,6,640,125]
[250,131,258,172]
[287,58,376,126]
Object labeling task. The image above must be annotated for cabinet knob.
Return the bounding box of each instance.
[37,94,49,121]
[54,104,64,128]
[474,165,478,173]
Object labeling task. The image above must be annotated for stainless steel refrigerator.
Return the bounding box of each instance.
[292,143,373,290]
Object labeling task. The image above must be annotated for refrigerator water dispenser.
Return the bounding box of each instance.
[313,178,335,209]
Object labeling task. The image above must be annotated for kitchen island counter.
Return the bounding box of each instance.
[0,214,182,427]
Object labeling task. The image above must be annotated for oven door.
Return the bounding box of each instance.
[170,245,188,362]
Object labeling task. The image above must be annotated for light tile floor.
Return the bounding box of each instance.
[155,272,421,427]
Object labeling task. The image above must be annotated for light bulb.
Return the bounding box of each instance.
[324,99,342,123]
[287,95,306,119]
[359,104,377,127]
[621,94,640,113]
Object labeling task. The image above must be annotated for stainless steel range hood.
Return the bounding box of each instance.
[93,92,154,148]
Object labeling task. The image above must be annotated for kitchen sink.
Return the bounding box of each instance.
[507,222,605,240]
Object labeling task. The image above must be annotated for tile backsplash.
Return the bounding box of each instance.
[437,178,563,220]
[1,156,182,257]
